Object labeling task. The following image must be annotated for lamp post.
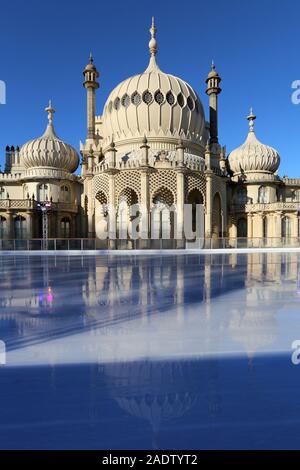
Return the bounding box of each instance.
[37,201,52,249]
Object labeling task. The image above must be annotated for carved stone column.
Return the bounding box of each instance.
[108,173,117,248]
[176,168,186,247]
[274,211,283,242]
[291,213,298,239]
[26,211,33,239]
[86,178,95,238]
[6,210,13,239]
[205,170,213,238]
[56,212,61,238]
[140,169,150,242]
[247,213,253,239]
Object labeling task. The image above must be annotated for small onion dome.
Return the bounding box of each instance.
[206,60,219,79]
[228,109,280,176]
[84,52,98,72]
[20,101,79,173]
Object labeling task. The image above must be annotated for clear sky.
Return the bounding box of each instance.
[0,0,299,176]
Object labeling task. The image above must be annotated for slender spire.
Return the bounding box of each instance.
[149,17,157,56]
[43,100,58,138]
[145,17,160,72]
[89,51,93,63]
[247,107,256,132]
[45,100,55,124]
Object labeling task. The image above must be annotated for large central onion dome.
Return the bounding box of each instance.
[20,102,79,174]
[228,110,280,179]
[102,18,207,153]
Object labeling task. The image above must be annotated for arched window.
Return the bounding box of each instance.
[38,184,49,202]
[117,188,139,239]
[152,197,173,238]
[0,187,5,200]
[14,216,26,239]
[60,185,70,203]
[60,217,70,238]
[236,187,247,204]
[117,196,129,238]
[0,217,6,238]
[187,189,204,234]
[258,186,268,203]
[276,188,282,202]
[212,193,222,237]
[237,218,247,238]
[282,216,291,238]
[152,188,174,239]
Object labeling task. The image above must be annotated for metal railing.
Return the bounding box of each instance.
[0,238,184,250]
[0,237,299,251]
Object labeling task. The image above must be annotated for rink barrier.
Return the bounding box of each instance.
[0,237,300,254]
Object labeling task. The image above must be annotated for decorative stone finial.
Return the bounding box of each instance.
[144,17,160,73]
[149,17,157,57]
[45,100,55,124]
[247,107,256,132]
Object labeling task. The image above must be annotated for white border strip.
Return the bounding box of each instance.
[1,247,300,256]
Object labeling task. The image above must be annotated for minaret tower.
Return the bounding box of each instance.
[83,53,99,141]
[206,61,221,144]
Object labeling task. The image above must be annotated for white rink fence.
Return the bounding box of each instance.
[0,237,300,251]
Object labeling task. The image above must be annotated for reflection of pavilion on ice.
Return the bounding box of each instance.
[1,253,300,447]
[102,359,221,449]
[0,253,299,353]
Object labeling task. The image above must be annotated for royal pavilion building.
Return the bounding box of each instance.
[0,19,300,248]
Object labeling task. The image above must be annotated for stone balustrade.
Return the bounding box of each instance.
[0,173,23,180]
[0,199,78,213]
[94,158,205,174]
[231,201,300,213]
[282,177,300,185]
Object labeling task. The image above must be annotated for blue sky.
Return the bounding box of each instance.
[0,0,299,176]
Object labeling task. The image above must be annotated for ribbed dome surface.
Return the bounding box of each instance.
[20,104,79,173]
[102,20,206,148]
[102,67,206,145]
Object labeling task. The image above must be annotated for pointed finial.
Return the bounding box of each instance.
[211,60,215,70]
[247,107,256,132]
[89,52,93,63]
[45,100,55,124]
[144,17,160,72]
[150,17,156,39]
[149,16,157,57]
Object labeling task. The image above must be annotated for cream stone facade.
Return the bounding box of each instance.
[1,19,300,246]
